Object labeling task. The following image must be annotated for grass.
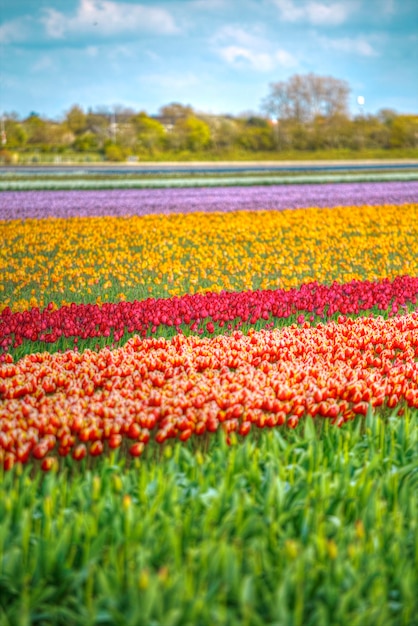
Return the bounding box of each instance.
[4,146,418,165]
[1,412,417,626]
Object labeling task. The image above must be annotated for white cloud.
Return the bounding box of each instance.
[273,0,351,25]
[0,16,33,44]
[215,25,264,49]
[218,45,297,71]
[319,35,378,56]
[41,0,179,39]
[214,24,297,72]
[273,0,304,21]
[307,2,349,25]
[42,9,66,38]
[275,49,298,67]
[219,46,276,71]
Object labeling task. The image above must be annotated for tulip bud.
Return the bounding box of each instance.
[92,475,101,500]
[138,569,150,590]
[327,540,338,560]
[284,539,299,560]
[43,496,52,517]
[113,474,123,493]
[355,520,365,540]
[122,494,132,510]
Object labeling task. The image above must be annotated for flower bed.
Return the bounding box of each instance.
[2,202,418,313]
[1,275,418,357]
[1,179,418,624]
[2,312,418,470]
[1,180,418,219]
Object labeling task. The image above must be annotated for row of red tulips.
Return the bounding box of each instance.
[1,275,417,354]
[1,312,418,470]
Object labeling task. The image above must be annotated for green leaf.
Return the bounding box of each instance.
[304,416,317,441]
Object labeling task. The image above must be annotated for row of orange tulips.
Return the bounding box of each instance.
[1,312,418,470]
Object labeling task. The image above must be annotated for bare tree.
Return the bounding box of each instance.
[158,103,194,125]
[262,73,350,122]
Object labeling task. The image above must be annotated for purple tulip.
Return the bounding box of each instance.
[1,181,417,220]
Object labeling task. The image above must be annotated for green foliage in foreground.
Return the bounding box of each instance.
[1,412,417,626]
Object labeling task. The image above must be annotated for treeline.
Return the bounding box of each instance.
[1,74,418,162]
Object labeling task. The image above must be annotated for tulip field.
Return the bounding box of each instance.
[1,176,418,625]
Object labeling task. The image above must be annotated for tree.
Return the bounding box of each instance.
[73,131,99,152]
[388,115,418,148]
[65,105,87,135]
[236,117,275,151]
[84,109,112,149]
[377,109,398,126]
[262,73,350,123]
[159,103,194,125]
[2,114,27,149]
[23,114,50,146]
[104,143,126,161]
[133,112,165,154]
[204,116,239,152]
[182,116,211,151]
[167,115,211,152]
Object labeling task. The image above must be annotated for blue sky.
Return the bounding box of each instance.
[1,0,417,120]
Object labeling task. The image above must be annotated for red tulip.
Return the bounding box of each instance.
[41,456,58,472]
[89,440,104,457]
[72,444,87,461]
[108,434,123,449]
[129,442,144,457]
